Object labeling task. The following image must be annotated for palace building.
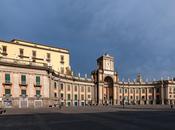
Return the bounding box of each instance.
[0,39,174,108]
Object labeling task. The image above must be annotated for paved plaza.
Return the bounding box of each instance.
[0,105,175,130]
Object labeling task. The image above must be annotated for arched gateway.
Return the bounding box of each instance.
[104,76,114,104]
[92,53,118,105]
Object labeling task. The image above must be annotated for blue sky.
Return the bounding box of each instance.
[0,0,175,80]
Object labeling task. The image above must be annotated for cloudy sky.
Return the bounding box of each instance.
[0,0,175,80]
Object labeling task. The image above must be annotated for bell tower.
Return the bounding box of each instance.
[92,54,119,105]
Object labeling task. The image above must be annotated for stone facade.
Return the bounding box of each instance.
[0,39,175,108]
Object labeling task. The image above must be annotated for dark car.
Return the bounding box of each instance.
[0,108,6,114]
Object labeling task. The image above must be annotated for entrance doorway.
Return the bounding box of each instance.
[19,97,28,108]
[104,76,113,105]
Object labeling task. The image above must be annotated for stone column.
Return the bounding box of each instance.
[98,84,103,105]
[128,87,130,104]
[161,83,164,105]
[146,88,148,104]
[71,84,73,106]
[85,85,87,105]
[78,84,80,106]
[113,85,117,105]
[133,88,135,104]
[139,88,141,105]
[153,88,156,104]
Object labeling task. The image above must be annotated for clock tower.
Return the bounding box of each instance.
[92,54,119,105]
[97,53,115,72]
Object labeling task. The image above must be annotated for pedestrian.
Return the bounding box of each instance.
[171,104,173,109]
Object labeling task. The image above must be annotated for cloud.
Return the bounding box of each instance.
[0,0,175,79]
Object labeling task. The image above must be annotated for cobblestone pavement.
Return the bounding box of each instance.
[0,106,175,130]
[3,105,175,115]
[0,105,175,130]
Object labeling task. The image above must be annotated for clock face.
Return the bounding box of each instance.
[106,61,110,70]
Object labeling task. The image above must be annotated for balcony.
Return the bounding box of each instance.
[3,81,12,85]
[1,52,8,56]
[46,58,51,62]
[0,57,48,68]
[60,60,64,64]
[34,83,41,87]
[3,94,12,97]
[19,81,27,87]
[35,94,42,99]
[20,94,28,98]
[18,55,29,59]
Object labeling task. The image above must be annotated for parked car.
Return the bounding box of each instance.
[0,108,6,114]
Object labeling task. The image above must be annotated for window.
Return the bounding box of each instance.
[149,88,152,93]
[81,102,85,106]
[32,50,36,57]
[156,88,160,93]
[81,86,84,92]
[61,93,64,99]
[19,48,24,56]
[54,93,57,98]
[142,89,145,93]
[142,96,145,99]
[88,95,91,99]
[21,90,26,95]
[74,86,77,91]
[130,89,133,93]
[60,55,64,63]
[149,96,152,100]
[61,67,64,74]
[88,87,91,92]
[5,73,10,83]
[36,90,40,96]
[74,102,78,106]
[130,96,133,99]
[60,83,63,90]
[136,89,139,94]
[54,82,57,89]
[32,50,36,62]
[36,76,40,86]
[67,85,70,91]
[47,53,51,62]
[136,96,139,100]
[125,89,127,93]
[2,46,7,54]
[67,94,71,100]
[67,102,71,106]
[120,88,122,93]
[124,96,128,100]
[74,95,78,100]
[47,53,50,59]
[81,95,84,100]
[5,89,11,95]
[21,75,26,85]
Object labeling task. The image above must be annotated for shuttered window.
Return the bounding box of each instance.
[36,76,40,85]
[5,74,10,83]
[21,75,26,84]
